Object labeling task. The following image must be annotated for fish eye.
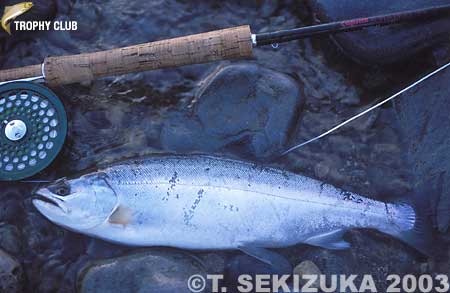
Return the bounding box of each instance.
[55,186,70,196]
[48,180,71,196]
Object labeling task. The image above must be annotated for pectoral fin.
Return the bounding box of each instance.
[238,246,292,275]
[304,229,350,250]
[108,205,133,226]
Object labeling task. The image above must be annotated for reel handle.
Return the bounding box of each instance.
[0,25,253,86]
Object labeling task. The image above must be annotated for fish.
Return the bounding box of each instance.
[33,155,431,257]
[1,2,33,35]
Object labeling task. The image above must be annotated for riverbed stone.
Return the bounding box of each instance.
[77,250,208,293]
[161,64,304,158]
[0,249,23,293]
[293,260,321,289]
[0,224,22,255]
[306,0,450,65]
[394,64,450,233]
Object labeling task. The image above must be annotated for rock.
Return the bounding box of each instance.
[161,64,304,158]
[0,186,24,225]
[225,254,285,293]
[394,64,450,233]
[299,230,420,292]
[306,0,450,65]
[0,249,23,293]
[77,250,208,293]
[0,224,22,255]
[293,260,321,289]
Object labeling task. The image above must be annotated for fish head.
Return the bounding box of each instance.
[33,172,118,231]
[24,2,34,9]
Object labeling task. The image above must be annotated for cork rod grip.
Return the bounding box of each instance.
[0,65,43,82]
[43,25,253,85]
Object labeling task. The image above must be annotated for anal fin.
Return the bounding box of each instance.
[304,229,350,250]
[238,246,292,275]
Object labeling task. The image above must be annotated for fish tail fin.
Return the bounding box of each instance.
[4,23,11,35]
[385,192,435,256]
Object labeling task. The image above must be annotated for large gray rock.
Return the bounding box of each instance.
[394,66,450,233]
[161,64,304,158]
[306,0,450,65]
[77,250,208,293]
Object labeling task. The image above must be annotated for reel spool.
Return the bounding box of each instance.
[0,82,67,181]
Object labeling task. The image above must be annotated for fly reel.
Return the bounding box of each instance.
[0,82,67,181]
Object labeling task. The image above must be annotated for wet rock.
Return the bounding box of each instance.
[394,65,450,233]
[22,208,63,251]
[0,249,23,293]
[77,250,207,293]
[299,230,420,292]
[86,239,128,259]
[197,252,227,275]
[306,0,450,65]
[0,186,25,225]
[161,64,304,158]
[225,254,284,293]
[0,224,22,255]
[293,260,321,289]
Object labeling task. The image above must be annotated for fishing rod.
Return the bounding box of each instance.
[1,4,450,86]
[0,4,450,181]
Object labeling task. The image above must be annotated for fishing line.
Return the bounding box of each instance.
[281,60,450,156]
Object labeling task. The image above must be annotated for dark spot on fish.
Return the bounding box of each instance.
[342,191,353,201]
[183,192,204,226]
[342,191,363,203]
[205,167,210,172]
[319,182,326,194]
[168,171,178,190]
[198,189,204,196]
[162,191,170,201]
[169,171,178,184]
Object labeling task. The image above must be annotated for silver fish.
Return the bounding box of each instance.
[33,155,429,254]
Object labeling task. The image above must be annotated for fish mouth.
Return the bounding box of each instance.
[33,188,68,214]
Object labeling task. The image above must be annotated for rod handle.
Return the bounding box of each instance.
[43,25,252,85]
[0,65,43,82]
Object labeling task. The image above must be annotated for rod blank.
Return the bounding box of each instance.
[255,4,450,46]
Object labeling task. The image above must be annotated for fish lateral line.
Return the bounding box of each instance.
[110,180,391,214]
